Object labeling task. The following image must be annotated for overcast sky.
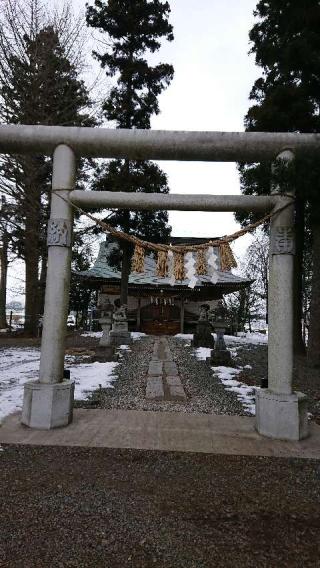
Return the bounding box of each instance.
[8,0,261,302]
[72,0,260,255]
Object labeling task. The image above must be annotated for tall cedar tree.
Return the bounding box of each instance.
[0,1,94,335]
[86,0,174,304]
[238,0,320,364]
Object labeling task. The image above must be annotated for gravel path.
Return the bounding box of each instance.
[79,336,247,415]
[1,445,320,568]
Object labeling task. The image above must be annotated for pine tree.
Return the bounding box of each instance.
[86,0,174,304]
[238,0,320,364]
[0,0,95,335]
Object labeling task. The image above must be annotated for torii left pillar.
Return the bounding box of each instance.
[22,145,76,429]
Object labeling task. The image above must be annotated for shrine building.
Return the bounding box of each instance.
[76,237,251,335]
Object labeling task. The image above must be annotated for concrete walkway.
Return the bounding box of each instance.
[1,409,320,459]
[146,337,186,402]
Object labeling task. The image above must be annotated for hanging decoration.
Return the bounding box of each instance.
[156,250,168,277]
[173,251,186,281]
[131,244,145,273]
[185,251,197,289]
[207,246,219,284]
[167,249,175,286]
[219,242,237,272]
[196,249,208,275]
[54,190,294,288]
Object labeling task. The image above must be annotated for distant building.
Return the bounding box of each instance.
[76,237,250,335]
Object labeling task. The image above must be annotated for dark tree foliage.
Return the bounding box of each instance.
[86,0,174,303]
[238,0,320,363]
[0,1,95,335]
[69,236,94,326]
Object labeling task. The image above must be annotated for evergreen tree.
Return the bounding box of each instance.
[86,0,174,304]
[238,0,320,364]
[0,0,95,335]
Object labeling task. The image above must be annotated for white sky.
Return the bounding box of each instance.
[8,0,261,303]
[73,0,260,250]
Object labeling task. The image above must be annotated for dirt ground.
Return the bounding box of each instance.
[0,445,320,568]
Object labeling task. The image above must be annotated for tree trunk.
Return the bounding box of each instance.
[120,169,131,306]
[24,198,40,336]
[0,240,8,328]
[307,220,320,367]
[120,241,130,305]
[38,247,48,315]
[24,246,40,335]
[293,198,306,353]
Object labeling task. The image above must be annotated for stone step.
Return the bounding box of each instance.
[165,376,187,402]
[148,361,163,376]
[163,361,178,375]
[146,376,165,400]
[168,384,187,402]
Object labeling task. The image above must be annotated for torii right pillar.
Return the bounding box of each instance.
[255,150,309,440]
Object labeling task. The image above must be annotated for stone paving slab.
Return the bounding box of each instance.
[168,384,187,401]
[148,361,163,376]
[1,410,320,458]
[146,337,187,402]
[146,376,165,400]
[163,361,178,375]
[166,376,181,386]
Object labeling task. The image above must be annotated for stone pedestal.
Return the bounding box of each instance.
[209,328,232,366]
[209,348,232,366]
[109,304,132,347]
[93,314,116,361]
[94,345,117,362]
[192,320,214,348]
[109,326,132,347]
[99,315,112,347]
[21,380,74,429]
[255,389,309,441]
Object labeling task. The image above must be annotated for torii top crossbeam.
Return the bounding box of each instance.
[0,124,320,161]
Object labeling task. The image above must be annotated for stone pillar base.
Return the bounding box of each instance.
[109,330,132,347]
[255,389,309,441]
[21,380,74,429]
[93,345,117,362]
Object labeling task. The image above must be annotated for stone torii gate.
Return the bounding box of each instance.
[0,125,315,440]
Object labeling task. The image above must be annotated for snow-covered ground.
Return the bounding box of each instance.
[188,333,264,415]
[212,366,256,415]
[0,347,119,423]
[176,332,268,346]
[81,331,146,341]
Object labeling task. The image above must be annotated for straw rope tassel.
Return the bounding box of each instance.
[196,248,208,275]
[131,244,145,273]
[156,250,168,277]
[173,252,186,281]
[220,242,237,271]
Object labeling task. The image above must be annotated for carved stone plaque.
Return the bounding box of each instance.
[271,226,295,255]
[47,218,72,247]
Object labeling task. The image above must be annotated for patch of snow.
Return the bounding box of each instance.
[71,362,118,400]
[80,331,102,338]
[224,333,268,346]
[131,332,146,340]
[243,364,252,369]
[194,347,211,361]
[175,333,193,340]
[0,347,118,422]
[117,344,131,351]
[80,331,146,341]
[212,365,257,415]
